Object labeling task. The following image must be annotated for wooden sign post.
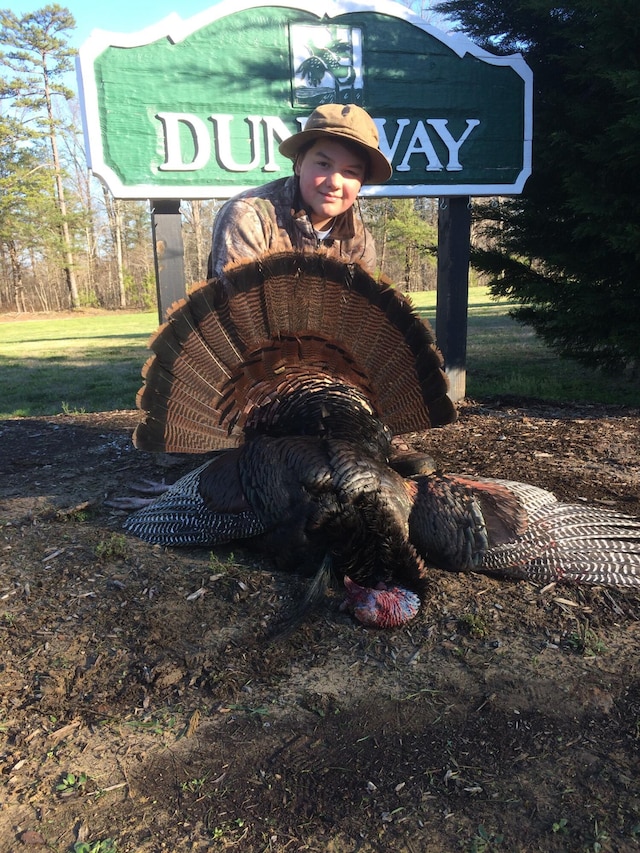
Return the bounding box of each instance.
[150,199,186,316]
[436,197,472,403]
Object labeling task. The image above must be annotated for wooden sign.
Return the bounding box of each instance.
[77,0,532,199]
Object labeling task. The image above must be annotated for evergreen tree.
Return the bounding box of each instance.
[364,198,438,289]
[0,5,80,308]
[437,0,640,370]
[0,99,58,311]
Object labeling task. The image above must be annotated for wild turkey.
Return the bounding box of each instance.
[118,252,640,628]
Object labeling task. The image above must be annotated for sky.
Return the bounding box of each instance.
[7,0,223,52]
[5,0,225,97]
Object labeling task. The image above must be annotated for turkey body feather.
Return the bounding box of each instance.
[120,253,640,627]
[124,452,640,596]
[124,435,427,601]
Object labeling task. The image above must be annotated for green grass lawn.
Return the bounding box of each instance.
[0,312,157,418]
[412,286,640,407]
[0,289,638,418]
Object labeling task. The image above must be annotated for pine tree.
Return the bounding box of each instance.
[364,198,438,290]
[437,0,640,370]
[0,100,58,310]
[0,5,80,308]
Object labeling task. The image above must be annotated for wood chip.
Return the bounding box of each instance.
[47,719,82,744]
[185,709,201,738]
[42,548,64,561]
[186,587,206,601]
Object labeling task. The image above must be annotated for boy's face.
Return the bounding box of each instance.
[295,139,366,230]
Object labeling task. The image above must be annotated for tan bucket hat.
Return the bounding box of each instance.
[279,103,393,184]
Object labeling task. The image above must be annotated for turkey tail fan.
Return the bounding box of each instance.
[133,252,456,454]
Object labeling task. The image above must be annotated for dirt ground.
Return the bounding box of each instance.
[1,399,639,853]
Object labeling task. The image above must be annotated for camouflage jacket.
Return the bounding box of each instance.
[209,175,377,280]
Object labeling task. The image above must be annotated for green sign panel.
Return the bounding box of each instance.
[77,0,532,199]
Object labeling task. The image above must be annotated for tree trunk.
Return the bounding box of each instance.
[404,245,411,290]
[44,72,79,309]
[103,188,127,308]
[114,198,126,308]
[7,240,26,312]
[378,204,388,279]
[192,200,205,281]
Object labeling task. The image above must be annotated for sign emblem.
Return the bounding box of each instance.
[291,25,363,107]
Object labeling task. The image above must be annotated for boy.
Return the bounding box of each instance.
[209,103,392,279]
